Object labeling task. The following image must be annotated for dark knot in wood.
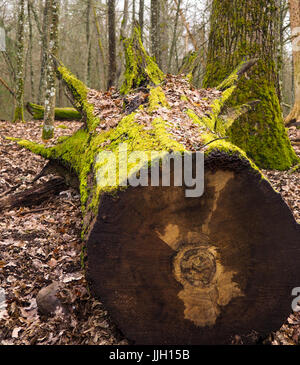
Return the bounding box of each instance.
[177,247,216,288]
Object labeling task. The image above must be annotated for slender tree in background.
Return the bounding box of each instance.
[13,0,25,122]
[120,0,129,38]
[38,0,50,105]
[107,0,116,89]
[203,0,298,170]
[42,0,59,140]
[86,0,92,86]
[151,0,161,67]
[92,0,107,89]
[160,0,169,72]
[285,0,300,125]
[139,0,144,40]
[169,0,181,72]
[27,0,35,100]
[132,0,136,35]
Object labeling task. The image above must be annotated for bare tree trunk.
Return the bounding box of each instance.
[120,0,129,38]
[92,0,107,89]
[13,0,25,122]
[42,0,60,140]
[27,0,35,101]
[285,0,300,125]
[174,0,198,51]
[132,0,136,35]
[38,0,50,105]
[139,0,144,41]
[168,0,181,72]
[151,0,161,67]
[160,0,169,72]
[86,0,92,86]
[107,0,116,89]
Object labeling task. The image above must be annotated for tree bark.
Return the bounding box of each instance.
[138,0,144,41]
[285,0,300,125]
[38,0,50,105]
[42,0,60,140]
[86,0,92,87]
[27,0,35,101]
[168,0,181,72]
[203,0,298,171]
[151,0,161,67]
[13,0,25,122]
[92,0,107,89]
[107,0,117,89]
[11,29,300,345]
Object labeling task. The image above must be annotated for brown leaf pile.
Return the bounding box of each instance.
[0,121,127,345]
[88,75,222,151]
[263,127,300,345]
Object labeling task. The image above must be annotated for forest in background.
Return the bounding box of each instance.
[0,0,295,121]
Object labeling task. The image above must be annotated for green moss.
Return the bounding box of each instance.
[186,109,212,130]
[42,125,54,140]
[289,163,300,174]
[148,87,169,112]
[181,95,189,102]
[57,135,69,143]
[204,63,299,170]
[57,64,99,131]
[13,106,25,123]
[27,102,82,121]
[226,79,299,170]
[203,0,298,171]
[120,26,165,95]
[179,51,200,83]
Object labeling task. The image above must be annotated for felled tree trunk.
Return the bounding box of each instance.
[11,28,300,345]
[26,102,82,121]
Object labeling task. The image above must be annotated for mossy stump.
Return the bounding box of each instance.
[11,29,300,345]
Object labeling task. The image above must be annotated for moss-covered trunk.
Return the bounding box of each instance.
[203,0,298,170]
[10,28,300,345]
[26,102,81,121]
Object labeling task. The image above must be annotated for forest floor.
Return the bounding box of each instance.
[0,120,299,345]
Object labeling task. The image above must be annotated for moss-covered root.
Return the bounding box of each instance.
[26,102,82,121]
[53,58,100,131]
[188,60,259,137]
[216,59,258,91]
[205,57,299,170]
[120,26,165,95]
